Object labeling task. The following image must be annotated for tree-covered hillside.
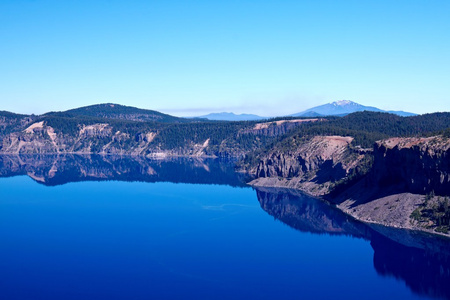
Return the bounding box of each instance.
[44,103,191,123]
[1,105,449,158]
[241,111,450,167]
[0,110,35,135]
[290,111,450,148]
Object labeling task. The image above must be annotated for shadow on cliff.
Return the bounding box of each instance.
[326,174,413,207]
[311,160,347,184]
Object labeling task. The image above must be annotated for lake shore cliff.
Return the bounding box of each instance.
[243,135,450,237]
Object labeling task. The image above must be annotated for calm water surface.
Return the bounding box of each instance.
[0,156,448,300]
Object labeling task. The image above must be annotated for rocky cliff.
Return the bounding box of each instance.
[0,121,229,157]
[245,133,450,235]
[239,118,323,137]
[335,136,450,235]
[372,137,450,195]
[0,114,314,157]
[247,135,370,196]
[249,135,450,198]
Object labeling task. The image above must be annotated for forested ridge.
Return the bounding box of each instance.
[261,111,450,149]
[240,111,450,168]
[1,104,449,158]
[46,103,190,123]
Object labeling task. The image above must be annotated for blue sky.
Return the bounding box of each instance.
[1,0,449,116]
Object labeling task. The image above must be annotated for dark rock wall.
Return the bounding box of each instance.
[373,143,450,195]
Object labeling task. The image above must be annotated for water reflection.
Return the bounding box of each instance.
[0,154,249,187]
[256,187,450,300]
[1,154,450,299]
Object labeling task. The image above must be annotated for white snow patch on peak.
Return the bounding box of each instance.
[332,100,354,106]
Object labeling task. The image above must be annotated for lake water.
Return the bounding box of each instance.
[0,155,449,300]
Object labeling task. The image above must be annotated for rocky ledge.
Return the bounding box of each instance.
[248,135,370,196]
[245,135,450,236]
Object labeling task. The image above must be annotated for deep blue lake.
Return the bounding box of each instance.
[0,156,449,300]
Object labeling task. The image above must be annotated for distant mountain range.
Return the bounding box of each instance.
[291,100,416,117]
[195,100,416,121]
[195,112,266,121]
[40,101,416,122]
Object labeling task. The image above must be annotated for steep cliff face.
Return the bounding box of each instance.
[247,135,450,198]
[1,121,161,155]
[248,136,369,196]
[239,118,323,137]
[1,122,58,154]
[255,135,355,177]
[246,134,450,234]
[0,120,251,157]
[333,136,450,235]
[373,137,450,195]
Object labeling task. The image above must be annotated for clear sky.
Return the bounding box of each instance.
[1,0,449,116]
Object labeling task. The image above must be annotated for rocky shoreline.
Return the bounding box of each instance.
[249,180,450,238]
[243,135,450,237]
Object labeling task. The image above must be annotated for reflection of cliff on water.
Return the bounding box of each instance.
[256,186,371,238]
[0,154,249,187]
[256,187,450,300]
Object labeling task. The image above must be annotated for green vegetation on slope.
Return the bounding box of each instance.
[45,103,190,123]
[241,111,450,171]
[270,111,450,149]
[2,106,450,160]
[38,114,279,155]
[411,194,450,234]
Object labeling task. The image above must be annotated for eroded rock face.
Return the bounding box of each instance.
[0,121,229,157]
[240,119,323,137]
[256,136,355,178]
[78,124,112,138]
[373,137,450,195]
[333,136,450,236]
[250,136,368,195]
[249,135,450,199]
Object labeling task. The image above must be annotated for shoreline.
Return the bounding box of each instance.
[0,152,223,159]
[248,179,450,239]
[1,152,448,238]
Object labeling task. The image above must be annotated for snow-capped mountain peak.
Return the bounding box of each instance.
[332,100,354,106]
[291,100,416,117]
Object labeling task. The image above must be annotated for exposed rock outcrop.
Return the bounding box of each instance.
[0,121,218,157]
[239,118,324,137]
[249,136,369,196]
[373,137,450,195]
[245,134,450,235]
[332,136,450,235]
